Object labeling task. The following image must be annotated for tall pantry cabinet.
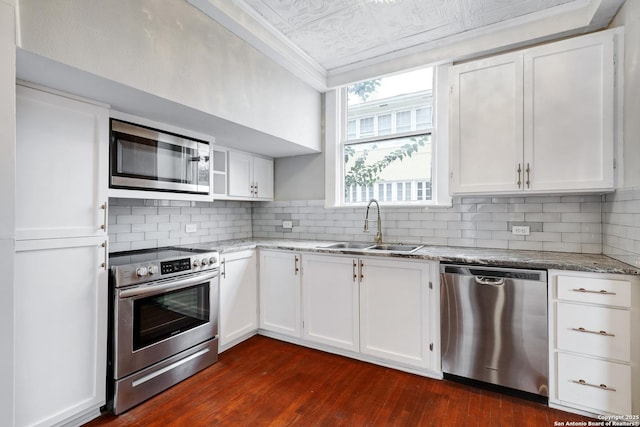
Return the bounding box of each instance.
[14,84,109,427]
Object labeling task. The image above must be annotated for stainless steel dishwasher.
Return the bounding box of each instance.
[440,264,548,398]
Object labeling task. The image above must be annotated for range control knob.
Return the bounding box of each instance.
[135,267,149,277]
[201,258,210,266]
[193,258,201,267]
[148,265,159,275]
[209,257,217,265]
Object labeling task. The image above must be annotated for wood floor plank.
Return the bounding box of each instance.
[85,336,595,426]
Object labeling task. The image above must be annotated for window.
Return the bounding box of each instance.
[325,63,450,207]
[395,111,411,133]
[377,114,392,135]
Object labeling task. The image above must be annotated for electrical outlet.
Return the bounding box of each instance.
[282,220,293,229]
[185,224,197,233]
[512,225,530,236]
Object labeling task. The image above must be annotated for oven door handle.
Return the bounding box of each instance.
[119,270,218,299]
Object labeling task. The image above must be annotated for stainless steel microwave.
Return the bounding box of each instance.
[110,119,211,194]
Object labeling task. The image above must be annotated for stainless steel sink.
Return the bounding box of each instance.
[320,242,375,250]
[366,244,423,253]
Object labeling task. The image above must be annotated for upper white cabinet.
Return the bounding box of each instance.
[227,150,274,200]
[16,84,109,240]
[450,29,617,195]
[219,250,258,352]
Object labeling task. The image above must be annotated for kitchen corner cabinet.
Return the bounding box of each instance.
[227,150,274,200]
[259,250,302,338]
[301,254,436,370]
[450,29,617,195]
[15,84,109,426]
[548,270,640,417]
[219,250,258,351]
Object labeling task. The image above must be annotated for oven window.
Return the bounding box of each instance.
[133,283,210,350]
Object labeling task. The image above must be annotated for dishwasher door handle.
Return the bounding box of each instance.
[474,276,505,286]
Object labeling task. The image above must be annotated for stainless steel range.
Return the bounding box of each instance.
[108,246,220,414]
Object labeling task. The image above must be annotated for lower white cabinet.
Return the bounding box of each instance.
[359,257,432,369]
[300,254,436,371]
[548,270,639,417]
[302,255,359,351]
[259,250,302,338]
[14,237,108,427]
[219,250,258,351]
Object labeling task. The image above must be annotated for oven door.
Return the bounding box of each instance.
[114,270,219,379]
[110,120,211,194]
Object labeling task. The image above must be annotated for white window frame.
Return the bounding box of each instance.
[324,63,452,208]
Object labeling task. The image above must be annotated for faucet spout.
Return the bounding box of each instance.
[364,199,383,244]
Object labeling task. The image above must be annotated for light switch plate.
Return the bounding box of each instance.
[186,224,197,233]
[282,220,293,229]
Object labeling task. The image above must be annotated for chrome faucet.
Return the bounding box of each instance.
[364,199,383,244]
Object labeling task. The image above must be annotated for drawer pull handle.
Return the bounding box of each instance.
[572,287,616,296]
[571,327,615,337]
[572,379,616,392]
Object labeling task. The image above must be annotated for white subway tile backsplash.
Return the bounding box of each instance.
[108,191,636,259]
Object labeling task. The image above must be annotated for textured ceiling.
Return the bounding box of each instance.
[238,0,577,70]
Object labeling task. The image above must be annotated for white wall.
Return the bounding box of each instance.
[17,0,321,153]
[0,0,16,424]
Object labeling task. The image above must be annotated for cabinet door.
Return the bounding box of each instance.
[450,53,524,194]
[219,250,258,350]
[253,156,274,200]
[212,148,228,198]
[302,255,359,351]
[359,258,431,369]
[524,32,614,192]
[15,85,109,240]
[14,237,108,427]
[227,151,253,198]
[259,251,301,338]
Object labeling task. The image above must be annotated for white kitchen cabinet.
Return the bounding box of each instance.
[548,270,640,417]
[212,148,228,198]
[300,254,436,370]
[449,52,523,194]
[359,257,432,369]
[259,250,302,338]
[15,84,109,240]
[219,250,258,351]
[14,84,110,427]
[227,150,274,200]
[14,237,108,427]
[450,29,617,195]
[301,254,359,351]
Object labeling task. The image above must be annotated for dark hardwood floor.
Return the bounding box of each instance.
[86,336,593,426]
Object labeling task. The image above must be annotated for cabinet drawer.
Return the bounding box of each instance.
[557,276,630,307]
[556,302,630,361]
[557,353,631,415]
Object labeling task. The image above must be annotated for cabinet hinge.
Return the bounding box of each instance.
[450,85,454,95]
[613,158,617,169]
[429,281,433,289]
[429,343,433,352]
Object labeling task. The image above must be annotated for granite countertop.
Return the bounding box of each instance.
[190,238,640,275]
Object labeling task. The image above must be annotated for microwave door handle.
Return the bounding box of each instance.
[119,270,219,299]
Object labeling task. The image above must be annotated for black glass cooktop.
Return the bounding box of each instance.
[109,246,211,267]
